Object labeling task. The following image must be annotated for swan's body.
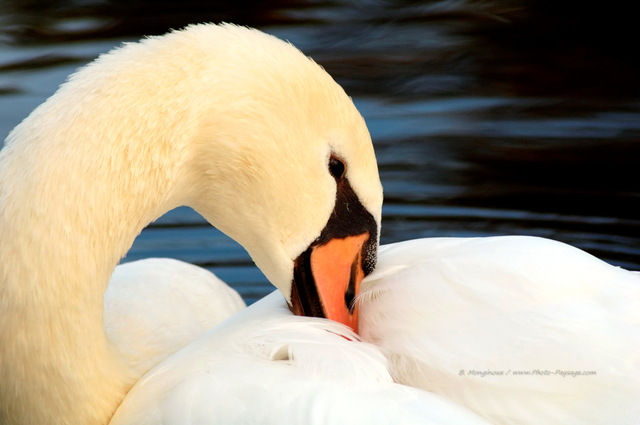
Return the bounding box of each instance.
[109,292,491,425]
[105,258,245,379]
[359,236,640,425]
[105,236,640,424]
[0,24,382,425]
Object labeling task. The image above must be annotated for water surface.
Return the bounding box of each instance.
[1,0,638,303]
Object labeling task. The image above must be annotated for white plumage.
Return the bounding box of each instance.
[359,236,640,425]
[105,258,246,379]
[109,292,490,425]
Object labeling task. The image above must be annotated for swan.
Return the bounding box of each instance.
[0,23,383,425]
[359,236,640,425]
[3,20,635,425]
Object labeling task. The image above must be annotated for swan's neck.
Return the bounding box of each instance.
[0,23,370,425]
[0,81,189,425]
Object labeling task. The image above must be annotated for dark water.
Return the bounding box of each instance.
[1,0,639,304]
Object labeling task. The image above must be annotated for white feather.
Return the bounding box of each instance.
[359,236,640,425]
[105,258,245,379]
[110,292,491,425]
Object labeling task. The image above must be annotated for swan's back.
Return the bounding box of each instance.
[109,292,492,425]
[360,236,640,425]
[105,259,245,379]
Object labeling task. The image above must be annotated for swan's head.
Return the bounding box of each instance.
[154,24,384,330]
[31,23,381,330]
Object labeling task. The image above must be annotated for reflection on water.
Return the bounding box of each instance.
[1,0,638,302]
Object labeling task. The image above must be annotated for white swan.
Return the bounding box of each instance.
[0,23,383,425]
[3,20,635,425]
[359,236,640,425]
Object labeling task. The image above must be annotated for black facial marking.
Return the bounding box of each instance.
[314,177,378,276]
[344,257,359,313]
[291,174,378,317]
[292,248,324,318]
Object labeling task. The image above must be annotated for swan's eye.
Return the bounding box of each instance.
[328,155,346,180]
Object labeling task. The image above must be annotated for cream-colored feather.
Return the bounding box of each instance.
[0,23,381,425]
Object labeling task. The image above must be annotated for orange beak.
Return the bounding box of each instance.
[290,232,371,333]
[289,168,378,332]
[309,233,368,331]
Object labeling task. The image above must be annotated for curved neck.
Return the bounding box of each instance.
[0,23,376,425]
[0,88,187,425]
